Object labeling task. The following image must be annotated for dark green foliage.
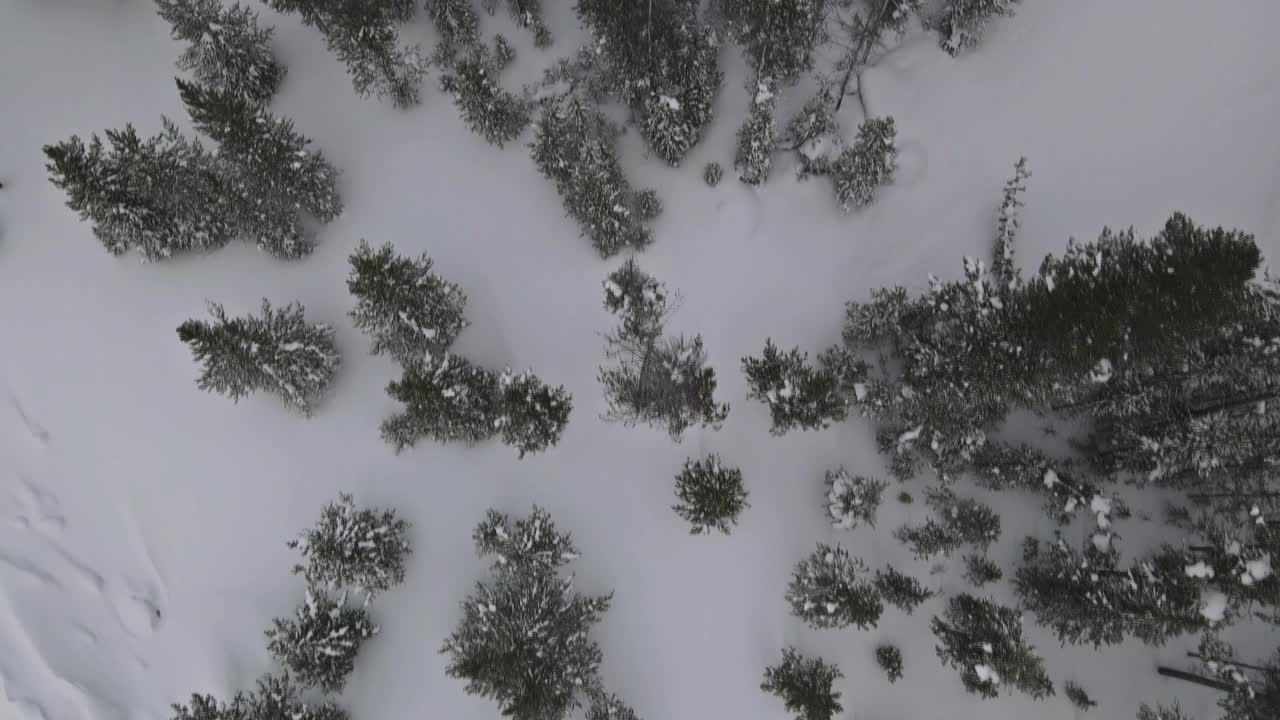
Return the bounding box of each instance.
[786,544,883,630]
[44,121,233,260]
[962,553,1003,587]
[895,487,1000,558]
[1012,537,1206,647]
[442,508,627,720]
[472,506,577,574]
[824,468,886,529]
[742,340,855,434]
[170,674,347,720]
[495,369,574,458]
[575,0,720,165]
[425,0,480,63]
[704,162,724,186]
[265,0,425,107]
[876,644,904,683]
[1064,681,1096,712]
[484,0,553,47]
[383,356,569,457]
[381,353,500,450]
[530,95,652,256]
[931,594,1053,700]
[156,0,285,102]
[938,0,1021,56]
[1136,703,1193,720]
[493,34,516,69]
[734,90,776,185]
[992,157,1030,290]
[833,116,896,211]
[873,566,934,613]
[177,299,339,415]
[633,189,663,222]
[265,589,378,693]
[897,491,913,504]
[178,79,342,258]
[968,443,1097,523]
[600,261,729,440]
[347,240,468,363]
[442,46,530,147]
[288,493,411,598]
[1195,636,1280,720]
[672,454,750,534]
[837,213,1262,482]
[760,648,843,720]
[718,0,832,83]
[784,90,840,178]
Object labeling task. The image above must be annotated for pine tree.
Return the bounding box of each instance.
[265,589,378,694]
[931,594,1053,700]
[718,0,832,84]
[494,369,573,458]
[1136,703,1193,720]
[575,0,720,165]
[633,189,663,222]
[584,693,639,720]
[962,553,1003,587]
[786,544,883,630]
[937,0,1021,56]
[1194,636,1280,720]
[1064,681,1097,712]
[347,240,468,364]
[704,162,724,186]
[178,79,342,258]
[832,116,896,211]
[784,90,841,178]
[44,121,233,260]
[876,644,904,683]
[530,95,653,257]
[472,506,578,575]
[442,47,530,147]
[264,0,426,107]
[895,487,1000,558]
[742,340,852,434]
[484,0,553,47]
[760,648,843,720]
[968,443,1098,523]
[381,353,499,451]
[493,34,516,69]
[424,0,480,64]
[288,493,411,599]
[170,674,347,720]
[599,261,729,440]
[734,85,776,185]
[442,508,628,720]
[873,566,934,613]
[1012,537,1207,647]
[156,0,285,103]
[177,300,339,415]
[991,157,1030,291]
[672,454,750,534]
[824,468,886,529]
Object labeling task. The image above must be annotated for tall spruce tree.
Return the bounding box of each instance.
[346,240,468,363]
[264,0,426,107]
[600,260,729,440]
[484,0,553,47]
[824,468,886,529]
[937,0,1021,56]
[832,116,897,211]
[1193,636,1280,720]
[425,0,481,64]
[441,45,530,147]
[288,493,412,599]
[177,299,340,415]
[1012,537,1207,647]
[530,94,654,257]
[574,0,720,165]
[265,589,378,693]
[931,593,1053,700]
[442,508,634,720]
[156,0,285,103]
[672,454,750,535]
[873,566,934,613]
[44,120,233,260]
[171,674,347,720]
[895,487,1000,558]
[734,86,777,185]
[718,0,832,85]
[178,79,342,258]
[785,543,883,630]
[760,648,843,720]
[381,353,499,450]
[494,369,574,458]
[742,340,853,434]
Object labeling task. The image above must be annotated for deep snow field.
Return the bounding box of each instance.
[2,1,1280,720]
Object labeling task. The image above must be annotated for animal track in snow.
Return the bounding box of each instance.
[4,389,50,448]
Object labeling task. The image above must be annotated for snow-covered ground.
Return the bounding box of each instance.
[1,1,1279,720]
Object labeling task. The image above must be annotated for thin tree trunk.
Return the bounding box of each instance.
[1156,666,1234,691]
[1188,653,1277,675]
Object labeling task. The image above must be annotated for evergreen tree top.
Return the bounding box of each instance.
[473,506,580,574]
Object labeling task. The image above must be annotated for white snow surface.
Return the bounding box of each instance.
[2,2,1280,720]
